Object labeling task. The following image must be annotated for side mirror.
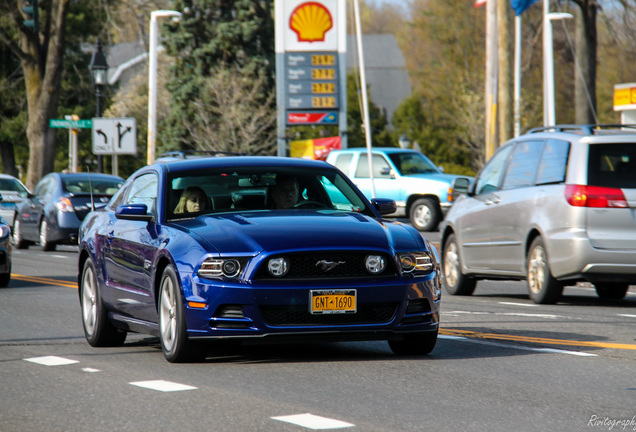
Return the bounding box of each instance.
[115,204,153,222]
[371,198,397,216]
[453,177,471,195]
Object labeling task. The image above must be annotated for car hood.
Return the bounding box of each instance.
[172,211,424,255]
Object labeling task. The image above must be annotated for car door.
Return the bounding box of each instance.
[489,140,545,273]
[20,175,55,240]
[352,153,402,203]
[456,144,514,270]
[104,172,161,322]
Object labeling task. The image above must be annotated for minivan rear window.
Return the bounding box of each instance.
[588,144,636,188]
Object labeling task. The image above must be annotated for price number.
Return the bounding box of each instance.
[312,54,335,66]
[312,83,336,94]
[312,97,336,108]
[312,68,335,80]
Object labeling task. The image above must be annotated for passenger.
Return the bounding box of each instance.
[271,175,299,209]
[174,186,209,214]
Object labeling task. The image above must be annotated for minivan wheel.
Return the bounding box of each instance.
[409,198,441,232]
[442,233,476,296]
[594,283,629,300]
[526,237,563,304]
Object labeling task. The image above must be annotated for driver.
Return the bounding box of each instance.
[271,175,299,209]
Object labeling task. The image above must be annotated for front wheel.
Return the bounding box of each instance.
[442,233,476,296]
[526,237,563,304]
[80,258,126,346]
[388,330,438,356]
[409,198,441,232]
[159,265,205,363]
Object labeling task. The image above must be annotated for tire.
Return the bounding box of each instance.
[80,258,126,347]
[594,283,629,300]
[158,265,204,363]
[0,272,10,287]
[12,219,29,249]
[409,198,441,232]
[39,219,55,251]
[442,233,476,296]
[526,237,563,304]
[388,330,438,356]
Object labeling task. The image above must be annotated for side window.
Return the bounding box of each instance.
[474,144,514,195]
[35,177,53,198]
[108,182,129,210]
[124,173,158,213]
[355,154,392,179]
[333,154,352,173]
[536,139,569,185]
[502,141,543,189]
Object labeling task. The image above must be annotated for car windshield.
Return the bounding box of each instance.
[63,178,123,194]
[0,178,29,196]
[387,152,440,175]
[167,166,371,220]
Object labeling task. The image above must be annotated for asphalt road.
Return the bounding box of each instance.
[1,244,635,432]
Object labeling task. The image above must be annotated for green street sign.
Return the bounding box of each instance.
[49,119,92,129]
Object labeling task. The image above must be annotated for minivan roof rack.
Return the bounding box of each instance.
[527,124,636,135]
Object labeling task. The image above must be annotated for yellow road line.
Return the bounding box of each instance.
[12,274,78,289]
[12,273,636,352]
[440,328,636,351]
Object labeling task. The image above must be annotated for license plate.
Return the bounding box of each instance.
[310,289,356,315]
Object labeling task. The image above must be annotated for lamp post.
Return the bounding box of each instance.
[147,10,182,165]
[90,39,109,173]
[398,134,410,149]
[543,0,573,127]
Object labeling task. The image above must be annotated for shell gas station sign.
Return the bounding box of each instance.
[275,0,347,156]
[613,83,636,124]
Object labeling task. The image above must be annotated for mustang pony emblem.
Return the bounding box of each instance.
[315,260,346,272]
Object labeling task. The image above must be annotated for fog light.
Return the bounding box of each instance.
[365,255,385,274]
[268,257,288,277]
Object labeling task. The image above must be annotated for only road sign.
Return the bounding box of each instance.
[92,118,137,155]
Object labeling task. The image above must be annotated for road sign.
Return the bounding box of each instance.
[92,118,137,155]
[50,119,92,129]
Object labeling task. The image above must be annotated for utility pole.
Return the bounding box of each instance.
[497,0,514,145]
[484,0,497,161]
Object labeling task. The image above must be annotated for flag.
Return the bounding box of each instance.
[474,0,487,7]
[511,0,539,15]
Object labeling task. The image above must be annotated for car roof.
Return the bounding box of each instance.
[49,172,124,181]
[154,156,333,174]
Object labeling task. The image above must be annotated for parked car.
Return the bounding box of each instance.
[441,124,636,304]
[13,172,123,251]
[326,148,472,231]
[0,174,31,228]
[0,211,12,287]
[77,156,441,362]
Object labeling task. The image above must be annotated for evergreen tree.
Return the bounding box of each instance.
[162,0,275,151]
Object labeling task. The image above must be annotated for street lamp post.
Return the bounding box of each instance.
[543,0,573,127]
[147,10,182,165]
[90,39,109,173]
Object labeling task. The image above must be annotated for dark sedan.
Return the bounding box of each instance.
[78,157,441,362]
[13,172,123,251]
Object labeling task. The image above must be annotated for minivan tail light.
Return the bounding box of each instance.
[565,184,628,208]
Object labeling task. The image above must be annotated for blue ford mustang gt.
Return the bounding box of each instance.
[78,157,441,362]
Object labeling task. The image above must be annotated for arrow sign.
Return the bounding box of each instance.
[92,118,137,155]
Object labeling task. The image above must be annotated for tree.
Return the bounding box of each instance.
[161,0,275,152]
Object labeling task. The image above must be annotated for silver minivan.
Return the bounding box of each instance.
[440,125,636,304]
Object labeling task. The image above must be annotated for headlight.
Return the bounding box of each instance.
[398,252,433,274]
[0,226,9,238]
[267,257,289,277]
[365,254,386,275]
[198,258,242,279]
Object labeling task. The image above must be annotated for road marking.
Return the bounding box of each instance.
[130,380,197,392]
[272,413,354,430]
[439,335,597,356]
[82,368,101,373]
[24,356,79,366]
[443,310,561,319]
[12,274,77,288]
[498,301,537,307]
[440,328,636,351]
[618,314,636,318]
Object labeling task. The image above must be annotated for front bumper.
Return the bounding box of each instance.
[182,273,442,340]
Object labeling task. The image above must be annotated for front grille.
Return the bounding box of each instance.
[260,303,399,326]
[255,252,398,280]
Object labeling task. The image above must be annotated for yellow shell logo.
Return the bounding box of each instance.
[289,2,333,43]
